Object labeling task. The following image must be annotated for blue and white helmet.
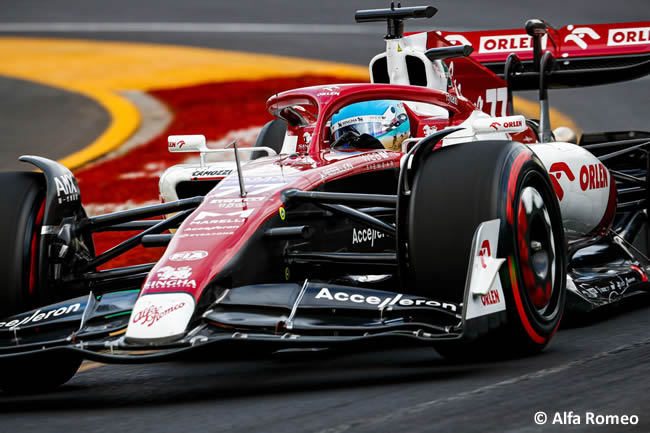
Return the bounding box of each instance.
[331,100,410,151]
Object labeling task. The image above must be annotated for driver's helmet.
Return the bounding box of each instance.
[331,100,410,151]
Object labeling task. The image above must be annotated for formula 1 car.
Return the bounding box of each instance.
[1,4,650,392]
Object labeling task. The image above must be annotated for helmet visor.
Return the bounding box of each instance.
[332,115,388,141]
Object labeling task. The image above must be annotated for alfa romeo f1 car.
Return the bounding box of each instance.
[1,5,650,392]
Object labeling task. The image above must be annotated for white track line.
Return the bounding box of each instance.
[0,22,463,34]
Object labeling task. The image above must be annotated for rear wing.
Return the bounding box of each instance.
[435,21,650,89]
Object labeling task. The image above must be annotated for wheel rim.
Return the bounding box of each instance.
[517,186,557,315]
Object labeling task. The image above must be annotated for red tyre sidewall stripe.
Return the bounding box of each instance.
[508,256,547,345]
[506,148,547,345]
[506,151,531,225]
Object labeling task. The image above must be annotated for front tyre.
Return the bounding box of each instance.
[0,172,82,392]
[406,140,566,357]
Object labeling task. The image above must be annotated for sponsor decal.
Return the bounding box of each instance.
[169,250,208,262]
[549,162,575,201]
[302,131,312,145]
[422,124,438,136]
[144,266,196,289]
[218,175,293,186]
[168,140,185,149]
[564,25,600,49]
[607,27,650,46]
[193,209,254,221]
[0,303,81,328]
[319,162,354,181]
[279,206,286,221]
[184,225,238,231]
[191,169,232,179]
[478,34,546,53]
[317,85,341,96]
[479,239,491,269]
[365,161,395,171]
[190,218,245,225]
[360,151,390,163]
[209,177,295,199]
[548,160,609,205]
[209,196,265,207]
[210,197,264,203]
[157,266,191,279]
[314,287,458,312]
[352,227,385,247]
[177,232,234,238]
[480,289,501,306]
[132,301,186,327]
[334,115,383,130]
[446,93,458,105]
[444,34,472,46]
[488,120,523,131]
[54,174,80,203]
[579,163,608,191]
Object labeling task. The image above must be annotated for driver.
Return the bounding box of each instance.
[330,100,410,151]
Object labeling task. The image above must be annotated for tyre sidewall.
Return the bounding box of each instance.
[498,150,566,346]
[0,172,45,317]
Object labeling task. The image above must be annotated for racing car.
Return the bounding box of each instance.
[1,4,649,393]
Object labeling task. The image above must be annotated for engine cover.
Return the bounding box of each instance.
[532,142,615,241]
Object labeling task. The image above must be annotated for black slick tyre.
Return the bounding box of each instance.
[251,118,287,159]
[406,140,566,357]
[0,172,46,318]
[0,171,81,392]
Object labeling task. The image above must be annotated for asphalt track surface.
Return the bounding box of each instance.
[0,77,109,171]
[1,1,650,432]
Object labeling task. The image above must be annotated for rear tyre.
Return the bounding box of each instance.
[0,172,82,391]
[251,118,286,159]
[406,140,566,358]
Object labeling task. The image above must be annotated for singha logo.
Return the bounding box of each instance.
[156,266,192,280]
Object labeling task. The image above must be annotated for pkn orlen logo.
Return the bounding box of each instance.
[168,140,185,149]
[549,162,575,201]
[549,162,609,201]
[477,239,501,306]
[478,239,491,269]
[444,34,472,46]
[564,25,600,49]
[607,26,650,46]
[478,33,547,54]
[317,86,340,96]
